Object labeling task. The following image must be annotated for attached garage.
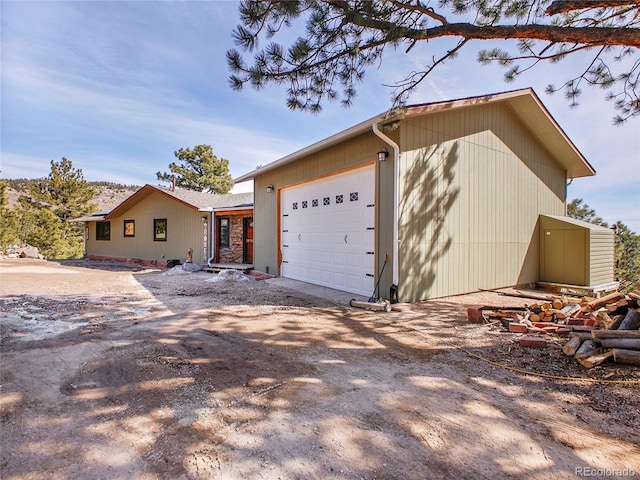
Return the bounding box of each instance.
[280,164,376,296]
[235,89,601,302]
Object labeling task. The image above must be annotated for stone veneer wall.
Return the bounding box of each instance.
[218,215,249,263]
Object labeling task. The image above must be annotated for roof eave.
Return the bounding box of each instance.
[233,88,595,181]
[233,113,385,183]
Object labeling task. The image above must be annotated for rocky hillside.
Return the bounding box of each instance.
[4,181,140,213]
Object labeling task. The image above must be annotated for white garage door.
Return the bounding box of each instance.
[280,165,375,296]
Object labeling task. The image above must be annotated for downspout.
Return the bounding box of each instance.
[208,212,216,266]
[372,122,400,299]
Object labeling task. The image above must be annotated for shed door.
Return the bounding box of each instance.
[280,165,375,296]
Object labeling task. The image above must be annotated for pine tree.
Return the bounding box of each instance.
[16,158,97,259]
[568,198,639,292]
[612,221,640,292]
[156,144,234,193]
[0,180,20,250]
[228,0,639,122]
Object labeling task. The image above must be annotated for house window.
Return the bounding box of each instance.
[123,220,135,237]
[218,217,230,247]
[154,219,167,241]
[96,221,111,241]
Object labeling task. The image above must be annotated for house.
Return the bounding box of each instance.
[72,184,253,267]
[234,88,614,302]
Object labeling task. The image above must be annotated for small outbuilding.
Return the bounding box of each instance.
[72,184,253,268]
[539,214,615,288]
[234,88,606,302]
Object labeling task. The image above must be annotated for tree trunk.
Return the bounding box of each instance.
[574,339,597,360]
[594,310,617,330]
[563,335,584,356]
[586,292,625,311]
[618,309,640,330]
[612,349,640,366]
[598,339,640,350]
[592,329,640,340]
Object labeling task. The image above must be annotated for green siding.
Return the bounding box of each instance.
[248,100,598,301]
[85,191,208,263]
[252,131,389,276]
[539,215,615,286]
[397,102,566,301]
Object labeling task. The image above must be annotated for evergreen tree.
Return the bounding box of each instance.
[612,221,640,292]
[228,0,639,122]
[567,198,608,227]
[0,180,19,250]
[16,158,97,259]
[568,198,639,292]
[156,144,234,193]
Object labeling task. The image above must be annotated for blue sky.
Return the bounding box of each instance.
[1,1,639,232]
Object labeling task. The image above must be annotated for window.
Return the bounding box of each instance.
[123,220,135,237]
[154,219,167,241]
[218,217,230,247]
[96,221,111,241]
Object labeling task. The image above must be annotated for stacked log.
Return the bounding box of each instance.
[560,292,640,368]
[473,289,640,369]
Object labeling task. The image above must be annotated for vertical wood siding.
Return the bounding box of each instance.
[588,230,615,285]
[85,191,207,263]
[252,131,386,276]
[398,102,566,301]
[539,215,614,286]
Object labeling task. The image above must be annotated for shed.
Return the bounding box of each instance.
[539,215,615,288]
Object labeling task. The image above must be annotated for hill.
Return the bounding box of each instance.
[3,180,141,213]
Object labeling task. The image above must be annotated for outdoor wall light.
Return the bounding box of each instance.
[377,147,390,162]
[266,184,274,193]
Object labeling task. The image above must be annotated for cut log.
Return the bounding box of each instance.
[594,311,617,330]
[574,340,598,360]
[552,299,564,310]
[577,350,614,369]
[592,329,640,340]
[560,303,581,317]
[618,309,640,330]
[598,339,640,350]
[586,292,625,311]
[606,298,629,313]
[612,348,640,366]
[628,290,640,301]
[563,334,590,356]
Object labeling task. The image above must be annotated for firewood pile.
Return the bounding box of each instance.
[468,290,640,369]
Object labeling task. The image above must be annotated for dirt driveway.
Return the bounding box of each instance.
[1,258,639,480]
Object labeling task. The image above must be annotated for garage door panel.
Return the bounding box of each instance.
[281,165,375,296]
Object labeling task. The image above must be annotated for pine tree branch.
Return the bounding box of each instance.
[546,0,640,16]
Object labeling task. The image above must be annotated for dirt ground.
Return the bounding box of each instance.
[1,258,639,480]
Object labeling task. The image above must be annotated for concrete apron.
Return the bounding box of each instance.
[265,277,368,307]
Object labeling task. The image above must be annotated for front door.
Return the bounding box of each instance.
[243,217,254,264]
